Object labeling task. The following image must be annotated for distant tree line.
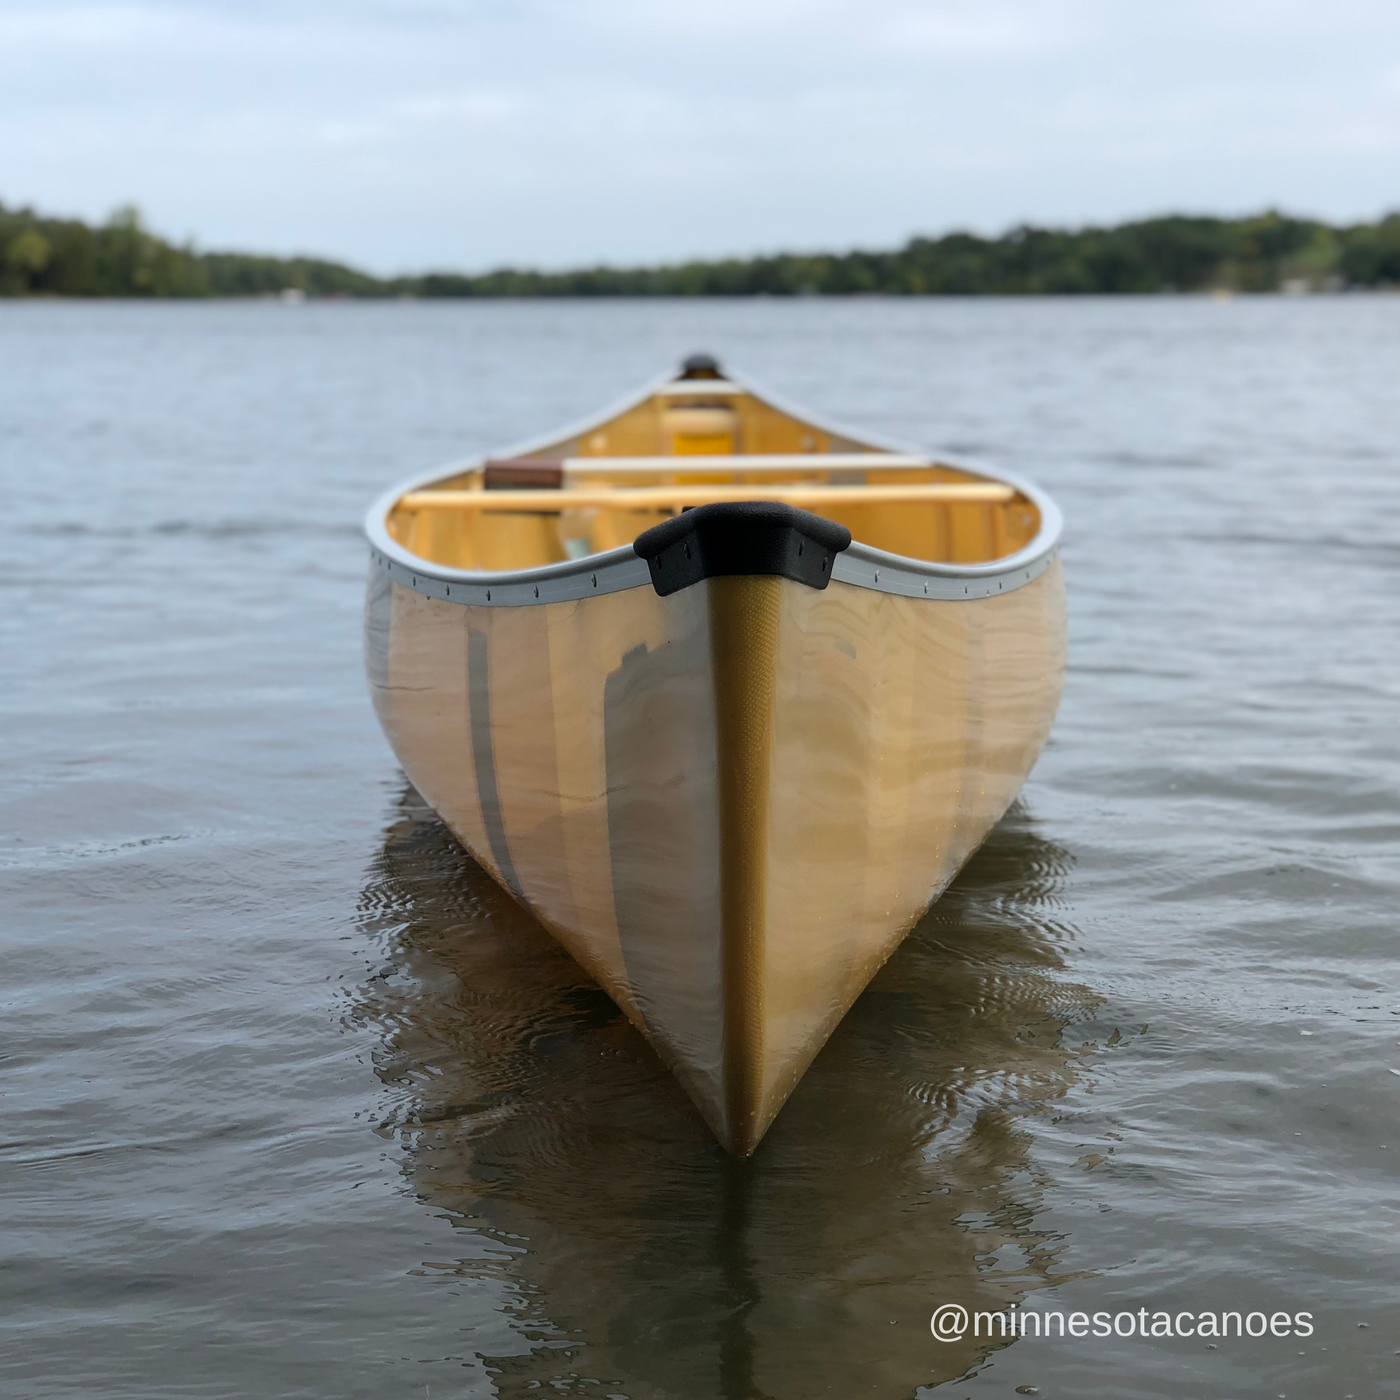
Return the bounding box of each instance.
[4,200,1400,298]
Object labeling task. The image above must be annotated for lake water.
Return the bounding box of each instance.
[2,297,1397,1399]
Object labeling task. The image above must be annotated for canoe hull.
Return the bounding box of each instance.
[367,560,1065,1153]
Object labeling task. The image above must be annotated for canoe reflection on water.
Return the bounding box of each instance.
[354,786,1099,1399]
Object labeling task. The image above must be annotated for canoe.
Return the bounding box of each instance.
[363,354,1065,1155]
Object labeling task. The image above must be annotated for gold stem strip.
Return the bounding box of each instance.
[709,575,783,1155]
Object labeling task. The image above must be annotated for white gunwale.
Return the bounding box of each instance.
[363,365,1063,607]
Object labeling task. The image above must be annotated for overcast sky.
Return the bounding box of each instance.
[2,0,1397,273]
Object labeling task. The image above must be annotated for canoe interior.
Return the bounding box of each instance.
[384,377,1042,571]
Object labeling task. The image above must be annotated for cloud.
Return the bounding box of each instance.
[1,0,1397,270]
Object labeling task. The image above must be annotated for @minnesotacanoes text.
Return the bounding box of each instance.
[928,1304,1315,1343]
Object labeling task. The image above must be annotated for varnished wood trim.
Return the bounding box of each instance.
[399,482,1017,512]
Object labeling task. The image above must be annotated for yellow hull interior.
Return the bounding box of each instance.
[384,378,1042,571]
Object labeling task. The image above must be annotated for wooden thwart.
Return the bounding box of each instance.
[558,452,934,473]
[399,482,1018,513]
